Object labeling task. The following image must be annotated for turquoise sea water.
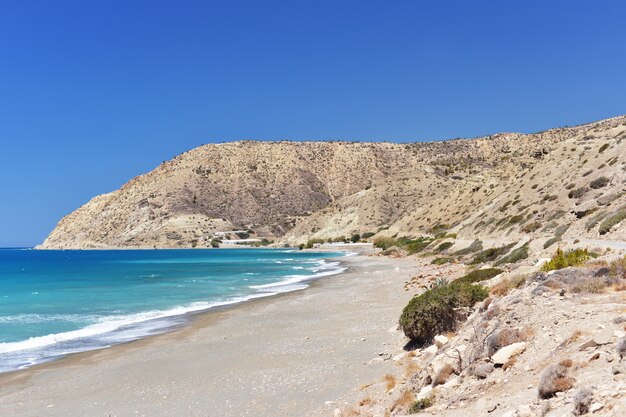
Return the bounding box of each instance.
[0,248,347,372]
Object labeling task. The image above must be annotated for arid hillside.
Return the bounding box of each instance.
[39,116,626,249]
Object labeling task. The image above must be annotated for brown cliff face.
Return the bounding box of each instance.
[40,116,626,249]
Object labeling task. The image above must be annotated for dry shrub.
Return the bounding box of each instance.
[561,329,584,347]
[617,337,626,360]
[403,359,420,379]
[358,397,373,407]
[390,389,416,413]
[432,363,455,387]
[383,374,396,391]
[483,304,501,321]
[465,361,494,379]
[609,256,626,279]
[503,357,517,371]
[491,275,526,296]
[480,296,494,311]
[572,278,607,294]
[538,359,575,399]
[573,387,593,416]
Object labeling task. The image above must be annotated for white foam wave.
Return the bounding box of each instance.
[0,294,273,355]
[249,263,346,290]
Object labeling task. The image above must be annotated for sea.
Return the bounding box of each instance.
[0,247,348,373]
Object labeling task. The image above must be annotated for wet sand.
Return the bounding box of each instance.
[0,254,419,417]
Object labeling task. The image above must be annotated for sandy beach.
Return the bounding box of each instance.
[0,253,419,417]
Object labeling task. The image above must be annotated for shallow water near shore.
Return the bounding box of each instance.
[0,248,346,372]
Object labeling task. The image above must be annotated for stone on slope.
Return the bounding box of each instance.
[491,342,527,365]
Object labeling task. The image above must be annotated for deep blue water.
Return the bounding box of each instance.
[0,248,346,372]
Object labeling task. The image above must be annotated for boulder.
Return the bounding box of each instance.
[492,342,527,365]
[593,328,613,345]
[434,334,449,347]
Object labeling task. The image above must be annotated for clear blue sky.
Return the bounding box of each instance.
[1,0,625,247]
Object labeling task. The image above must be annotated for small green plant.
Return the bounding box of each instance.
[454,268,503,284]
[361,232,376,239]
[408,397,433,413]
[543,237,560,249]
[568,187,587,199]
[469,243,516,264]
[589,177,609,189]
[598,143,609,153]
[495,244,529,266]
[305,238,326,248]
[599,208,626,235]
[435,241,454,252]
[453,239,483,256]
[541,248,590,271]
[431,257,453,265]
[350,233,361,243]
[521,221,541,233]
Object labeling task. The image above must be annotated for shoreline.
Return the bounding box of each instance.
[0,247,355,374]
[0,252,419,417]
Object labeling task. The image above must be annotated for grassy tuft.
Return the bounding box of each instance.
[541,248,590,272]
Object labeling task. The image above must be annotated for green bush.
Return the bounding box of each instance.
[431,257,453,265]
[361,232,376,239]
[374,237,397,250]
[453,239,483,256]
[454,268,503,284]
[399,282,489,343]
[236,231,250,239]
[598,143,609,153]
[305,238,326,248]
[568,187,587,199]
[599,209,626,235]
[350,233,361,243]
[521,221,541,233]
[405,238,433,254]
[495,244,529,266]
[408,397,433,413]
[543,237,560,249]
[469,243,516,264]
[541,248,590,271]
[435,241,454,252]
[589,177,609,189]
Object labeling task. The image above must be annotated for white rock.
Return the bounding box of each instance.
[392,352,406,361]
[434,335,449,347]
[333,408,342,417]
[517,404,536,417]
[442,376,460,389]
[423,344,438,355]
[593,328,613,345]
[614,330,626,338]
[535,258,551,267]
[590,402,603,413]
[416,385,432,399]
[492,342,527,365]
[501,410,517,417]
[394,266,400,272]
[387,325,398,333]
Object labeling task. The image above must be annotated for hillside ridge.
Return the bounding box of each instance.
[39,115,626,249]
